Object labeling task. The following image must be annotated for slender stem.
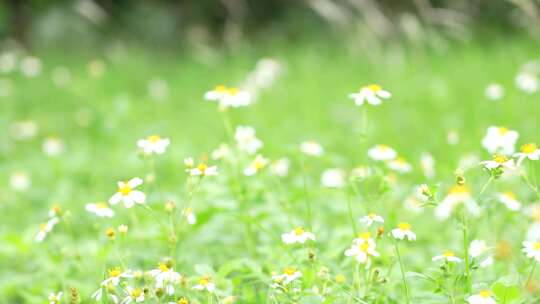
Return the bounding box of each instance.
[360,106,368,142]
[476,176,493,200]
[300,157,313,230]
[526,261,538,288]
[461,210,472,293]
[394,242,410,304]
[346,188,358,236]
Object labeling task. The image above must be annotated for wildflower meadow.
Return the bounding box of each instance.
[3,2,540,304]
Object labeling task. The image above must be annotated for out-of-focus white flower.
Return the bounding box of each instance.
[109,177,146,208]
[359,213,384,227]
[118,224,128,234]
[468,239,493,268]
[148,263,182,295]
[148,78,169,101]
[10,120,38,141]
[182,207,197,225]
[484,83,504,101]
[272,268,302,285]
[0,52,17,74]
[387,157,412,174]
[122,286,145,303]
[35,217,59,242]
[391,223,416,241]
[192,276,216,293]
[368,145,397,161]
[51,66,72,86]
[435,185,479,220]
[349,84,391,106]
[10,171,31,192]
[447,131,459,145]
[523,241,540,261]
[137,135,170,155]
[205,85,251,108]
[300,140,324,156]
[271,158,290,177]
[20,56,42,77]
[420,153,435,178]
[497,191,521,211]
[86,202,115,218]
[480,154,515,171]
[458,154,481,171]
[235,126,263,154]
[241,58,283,100]
[189,163,218,177]
[281,227,316,244]
[48,291,63,304]
[244,155,269,176]
[516,72,539,94]
[432,251,461,263]
[482,126,518,155]
[467,290,496,304]
[212,143,230,160]
[321,168,346,188]
[42,136,65,156]
[514,143,540,166]
[351,165,371,180]
[88,60,106,78]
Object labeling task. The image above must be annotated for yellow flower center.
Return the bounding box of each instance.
[398,223,411,231]
[367,84,381,92]
[503,191,516,199]
[443,251,455,257]
[534,242,540,250]
[197,163,208,173]
[479,290,490,298]
[148,135,161,143]
[378,144,389,151]
[368,213,376,219]
[96,202,108,209]
[493,154,508,164]
[254,160,265,170]
[214,85,227,92]
[131,288,142,298]
[119,183,132,195]
[108,267,121,277]
[199,276,211,286]
[358,232,371,240]
[178,298,189,304]
[283,267,297,275]
[227,87,239,95]
[39,223,47,231]
[449,185,469,194]
[294,227,305,236]
[521,143,538,154]
[158,262,169,272]
[359,242,370,252]
[395,157,407,165]
[498,127,508,135]
[51,205,61,215]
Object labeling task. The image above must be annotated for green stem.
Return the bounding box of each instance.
[394,243,411,304]
[300,157,313,230]
[462,211,472,293]
[346,188,358,236]
[526,261,537,288]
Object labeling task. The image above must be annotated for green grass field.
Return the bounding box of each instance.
[2,34,540,303]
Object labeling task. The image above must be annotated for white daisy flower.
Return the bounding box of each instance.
[10,171,31,192]
[387,157,412,174]
[368,145,397,161]
[20,56,42,77]
[514,143,540,166]
[35,217,59,242]
[300,140,324,156]
[121,286,145,304]
[235,126,263,154]
[485,83,504,101]
[42,136,65,156]
[516,72,539,94]
[271,158,290,177]
[469,240,490,258]
[349,84,391,106]
[497,191,521,211]
[320,168,346,188]
[211,143,230,160]
[435,185,479,220]
[480,154,515,170]
[272,268,302,285]
[204,85,228,101]
[350,165,372,180]
[48,291,63,304]
[244,154,269,176]
[100,267,133,287]
[391,223,416,241]
[523,241,540,261]
[109,177,146,208]
[189,163,218,177]
[432,251,462,263]
[86,202,115,218]
[137,135,170,155]
[148,263,182,295]
[192,276,216,293]
[221,87,251,108]
[481,126,519,155]
[344,232,380,268]
[359,213,384,227]
[467,290,496,304]
[281,227,316,244]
